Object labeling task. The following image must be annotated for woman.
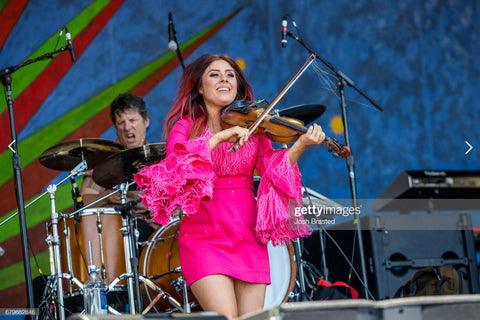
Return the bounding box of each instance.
[134,54,325,319]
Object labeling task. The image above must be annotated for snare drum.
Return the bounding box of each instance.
[140,218,296,312]
[58,207,126,289]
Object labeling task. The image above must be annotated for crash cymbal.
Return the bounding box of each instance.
[278,104,326,125]
[93,143,167,189]
[39,138,125,171]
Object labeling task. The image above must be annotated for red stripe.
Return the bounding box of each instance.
[0,283,28,308]
[0,109,112,215]
[0,10,240,217]
[0,217,52,269]
[0,0,29,50]
[0,0,125,152]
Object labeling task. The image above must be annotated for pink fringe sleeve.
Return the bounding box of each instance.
[133,136,215,225]
[255,148,312,246]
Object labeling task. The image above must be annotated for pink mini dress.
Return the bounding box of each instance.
[134,116,310,286]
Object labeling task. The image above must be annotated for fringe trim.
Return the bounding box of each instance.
[133,137,215,225]
[256,149,311,245]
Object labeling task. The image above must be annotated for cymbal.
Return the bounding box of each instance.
[39,138,125,171]
[278,104,326,125]
[93,143,167,189]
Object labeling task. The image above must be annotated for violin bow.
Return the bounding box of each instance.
[230,53,317,151]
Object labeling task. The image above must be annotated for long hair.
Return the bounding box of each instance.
[164,54,254,139]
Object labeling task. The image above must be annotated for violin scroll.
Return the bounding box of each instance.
[324,137,350,158]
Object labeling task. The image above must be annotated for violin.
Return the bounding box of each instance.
[221,100,350,158]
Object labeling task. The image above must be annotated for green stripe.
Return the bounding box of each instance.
[0,55,172,186]
[0,250,50,291]
[0,0,9,12]
[0,10,235,186]
[0,11,237,233]
[0,0,112,114]
[0,180,78,243]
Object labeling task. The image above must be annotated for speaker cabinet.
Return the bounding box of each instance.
[303,213,480,300]
[239,296,480,320]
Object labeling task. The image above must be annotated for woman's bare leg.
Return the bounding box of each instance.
[234,280,266,317]
[190,274,237,320]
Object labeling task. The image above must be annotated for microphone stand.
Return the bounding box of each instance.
[0,41,74,309]
[287,30,384,299]
[172,24,185,70]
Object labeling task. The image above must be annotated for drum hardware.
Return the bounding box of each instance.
[140,218,198,313]
[47,183,66,320]
[0,159,88,228]
[95,212,108,280]
[139,275,184,314]
[61,216,76,293]
[44,160,88,320]
[148,267,182,281]
[171,276,191,313]
[115,182,143,314]
[292,238,310,302]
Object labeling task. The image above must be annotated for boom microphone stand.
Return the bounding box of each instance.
[286,27,383,299]
[0,30,75,309]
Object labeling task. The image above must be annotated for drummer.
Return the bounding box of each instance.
[80,93,160,242]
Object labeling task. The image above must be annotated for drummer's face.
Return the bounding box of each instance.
[114,108,149,149]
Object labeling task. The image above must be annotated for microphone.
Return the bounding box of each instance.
[71,177,83,234]
[70,178,84,210]
[281,16,288,47]
[65,27,76,62]
[168,12,178,52]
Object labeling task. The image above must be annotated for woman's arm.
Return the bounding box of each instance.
[288,123,325,166]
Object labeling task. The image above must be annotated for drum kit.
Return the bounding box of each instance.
[38,139,179,318]
[35,104,327,318]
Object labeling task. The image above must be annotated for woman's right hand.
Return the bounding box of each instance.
[209,126,250,150]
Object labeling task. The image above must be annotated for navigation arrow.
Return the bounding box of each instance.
[465,141,473,154]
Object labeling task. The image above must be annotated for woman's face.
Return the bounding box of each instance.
[199,59,238,110]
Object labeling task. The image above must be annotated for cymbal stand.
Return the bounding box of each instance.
[117,183,143,314]
[41,161,87,320]
[47,184,65,320]
[0,160,87,227]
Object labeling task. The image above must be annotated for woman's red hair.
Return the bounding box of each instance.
[164,54,254,139]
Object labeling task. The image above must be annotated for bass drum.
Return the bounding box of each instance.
[139,218,199,313]
[264,242,296,309]
[139,218,296,312]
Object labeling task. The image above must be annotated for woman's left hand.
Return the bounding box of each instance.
[288,124,326,166]
[295,123,326,148]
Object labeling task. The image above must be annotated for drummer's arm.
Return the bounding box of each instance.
[80,172,121,206]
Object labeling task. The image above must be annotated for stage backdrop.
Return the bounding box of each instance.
[0,0,478,307]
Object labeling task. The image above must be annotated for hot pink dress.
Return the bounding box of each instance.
[134,117,310,286]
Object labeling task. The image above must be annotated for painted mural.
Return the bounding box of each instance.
[0,0,478,307]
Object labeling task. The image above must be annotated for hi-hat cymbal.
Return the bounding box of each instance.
[93,143,167,189]
[39,138,125,171]
[278,104,326,125]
